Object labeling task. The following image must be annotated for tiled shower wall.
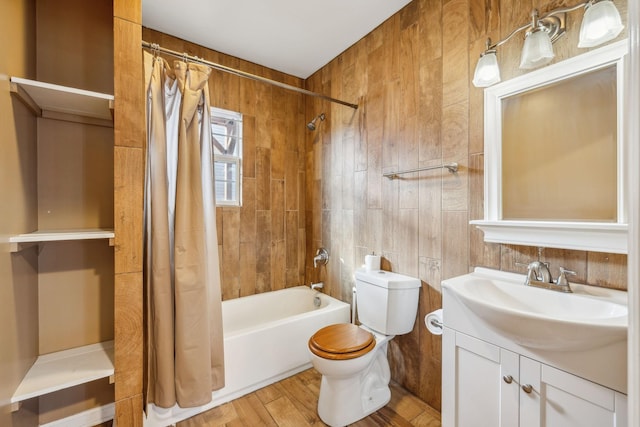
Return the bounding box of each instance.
[304,0,628,410]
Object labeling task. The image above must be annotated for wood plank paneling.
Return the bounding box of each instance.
[304,0,628,410]
[240,178,256,243]
[114,2,144,422]
[418,59,442,162]
[114,0,141,23]
[256,147,272,211]
[442,0,470,107]
[114,146,143,274]
[587,252,628,290]
[115,394,143,427]
[256,210,272,293]
[243,115,257,178]
[419,162,443,261]
[239,242,257,296]
[222,208,241,300]
[114,272,143,401]
[114,19,144,149]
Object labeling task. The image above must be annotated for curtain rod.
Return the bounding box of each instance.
[142,41,358,110]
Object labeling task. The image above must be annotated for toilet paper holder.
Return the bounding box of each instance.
[425,309,443,335]
[429,317,443,329]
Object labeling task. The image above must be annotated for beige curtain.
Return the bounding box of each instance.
[144,52,225,409]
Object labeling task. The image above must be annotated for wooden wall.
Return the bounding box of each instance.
[113,0,145,424]
[305,0,628,410]
[114,0,629,421]
[142,28,308,300]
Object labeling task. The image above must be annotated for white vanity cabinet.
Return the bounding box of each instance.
[443,328,628,427]
[442,330,518,427]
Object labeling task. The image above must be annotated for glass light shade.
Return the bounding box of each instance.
[578,0,624,48]
[472,52,501,87]
[520,30,555,69]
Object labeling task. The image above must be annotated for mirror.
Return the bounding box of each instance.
[471,40,628,254]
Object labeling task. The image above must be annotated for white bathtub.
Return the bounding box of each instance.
[144,286,350,426]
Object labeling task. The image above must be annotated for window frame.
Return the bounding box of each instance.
[210,106,243,207]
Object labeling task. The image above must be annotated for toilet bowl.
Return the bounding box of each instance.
[308,269,421,427]
[308,323,394,427]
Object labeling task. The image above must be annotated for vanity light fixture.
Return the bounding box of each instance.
[472,0,624,87]
[472,43,501,87]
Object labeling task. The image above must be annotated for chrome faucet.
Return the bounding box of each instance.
[518,261,575,293]
[311,282,323,307]
[524,261,552,285]
[313,248,329,268]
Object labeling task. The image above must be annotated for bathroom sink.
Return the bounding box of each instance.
[442,268,628,351]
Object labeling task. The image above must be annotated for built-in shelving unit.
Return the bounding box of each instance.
[6,2,116,425]
[11,341,114,404]
[9,73,116,425]
[10,77,114,126]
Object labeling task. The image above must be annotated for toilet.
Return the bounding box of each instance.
[307,268,421,427]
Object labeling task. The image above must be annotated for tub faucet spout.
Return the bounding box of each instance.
[311,282,324,291]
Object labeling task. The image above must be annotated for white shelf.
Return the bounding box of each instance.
[11,341,114,404]
[9,77,114,125]
[9,229,115,252]
[470,220,628,254]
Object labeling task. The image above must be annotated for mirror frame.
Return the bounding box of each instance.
[471,39,628,254]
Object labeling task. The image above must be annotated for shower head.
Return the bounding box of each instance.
[306,113,326,131]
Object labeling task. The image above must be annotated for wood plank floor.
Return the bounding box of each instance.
[177,368,441,426]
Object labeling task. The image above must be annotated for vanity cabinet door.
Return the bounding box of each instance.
[442,328,519,427]
[519,356,627,427]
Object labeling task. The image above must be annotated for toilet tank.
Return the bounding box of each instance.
[354,268,421,335]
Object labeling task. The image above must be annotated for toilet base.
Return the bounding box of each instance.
[316,342,392,427]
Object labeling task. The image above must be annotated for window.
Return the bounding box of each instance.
[211,106,242,206]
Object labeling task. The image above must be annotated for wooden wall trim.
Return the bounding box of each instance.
[113,0,144,423]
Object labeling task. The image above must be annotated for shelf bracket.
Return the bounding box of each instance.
[10,82,42,116]
[10,402,21,413]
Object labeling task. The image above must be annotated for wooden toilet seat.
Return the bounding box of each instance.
[308,323,375,360]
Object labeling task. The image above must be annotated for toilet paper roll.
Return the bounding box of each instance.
[364,254,381,271]
[425,309,443,335]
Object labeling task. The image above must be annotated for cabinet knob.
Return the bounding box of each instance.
[503,375,513,384]
[522,384,533,394]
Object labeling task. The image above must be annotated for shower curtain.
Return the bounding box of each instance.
[144,52,225,409]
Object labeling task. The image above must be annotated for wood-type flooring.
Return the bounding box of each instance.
[178,368,441,426]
